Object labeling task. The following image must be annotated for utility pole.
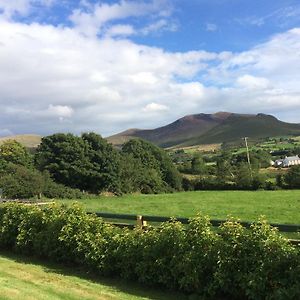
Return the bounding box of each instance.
[244,137,253,178]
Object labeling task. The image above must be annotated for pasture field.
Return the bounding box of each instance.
[58,190,300,225]
[0,252,185,300]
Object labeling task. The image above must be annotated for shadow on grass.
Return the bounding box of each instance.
[0,250,188,300]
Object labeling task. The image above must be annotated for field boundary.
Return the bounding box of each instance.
[90,211,300,246]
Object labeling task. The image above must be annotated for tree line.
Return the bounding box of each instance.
[0,133,182,198]
[1,133,300,199]
[172,149,300,191]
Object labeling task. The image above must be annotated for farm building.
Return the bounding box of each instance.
[274,155,300,168]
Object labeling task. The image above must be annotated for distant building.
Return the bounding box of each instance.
[274,155,300,168]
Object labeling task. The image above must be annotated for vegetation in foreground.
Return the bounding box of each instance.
[0,203,299,300]
[59,190,300,224]
[0,252,184,300]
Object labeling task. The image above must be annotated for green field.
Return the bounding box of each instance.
[0,252,185,300]
[59,190,300,224]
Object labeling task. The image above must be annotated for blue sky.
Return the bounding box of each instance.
[0,0,300,136]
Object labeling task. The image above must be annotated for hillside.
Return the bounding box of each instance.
[107,112,300,148]
[184,113,300,146]
[107,112,233,147]
[0,134,42,148]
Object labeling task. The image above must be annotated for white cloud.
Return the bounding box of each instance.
[141,19,178,35]
[70,0,172,37]
[105,24,135,37]
[206,23,217,32]
[0,20,219,135]
[236,75,270,90]
[237,5,300,28]
[0,0,55,20]
[0,14,300,136]
[0,0,31,19]
[47,104,74,118]
[142,102,169,112]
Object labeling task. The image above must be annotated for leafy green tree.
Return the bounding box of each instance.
[234,162,253,189]
[81,132,122,193]
[284,166,300,188]
[191,154,206,175]
[122,139,182,192]
[0,164,44,198]
[35,133,122,194]
[0,140,33,167]
[35,133,89,189]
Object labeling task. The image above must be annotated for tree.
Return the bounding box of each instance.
[35,133,89,189]
[35,132,123,194]
[284,166,300,188]
[81,132,121,193]
[234,163,253,189]
[191,155,206,175]
[0,140,33,167]
[122,139,182,192]
[0,164,44,198]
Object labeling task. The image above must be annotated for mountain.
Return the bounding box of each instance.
[107,112,232,147]
[107,112,300,148]
[183,113,300,146]
[0,134,42,148]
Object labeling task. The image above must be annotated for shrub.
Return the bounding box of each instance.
[43,177,84,199]
[0,203,299,299]
[0,164,44,198]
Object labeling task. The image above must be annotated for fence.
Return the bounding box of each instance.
[89,211,300,246]
[0,200,299,245]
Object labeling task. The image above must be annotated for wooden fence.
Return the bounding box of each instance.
[90,212,300,246]
[1,200,299,245]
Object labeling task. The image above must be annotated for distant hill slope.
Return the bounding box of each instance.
[0,134,42,148]
[107,112,300,148]
[184,113,300,146]
[107,112,233,147]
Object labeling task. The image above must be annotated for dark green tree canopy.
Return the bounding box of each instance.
[122,139,182,193]
[0,164,44,198]
[35,133,121,193]
[284,165,300,188]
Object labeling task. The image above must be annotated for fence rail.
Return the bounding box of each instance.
[90,212,300,246]
[1,200,299,245]
[91,211,300,233]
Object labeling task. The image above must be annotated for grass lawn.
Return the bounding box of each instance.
[0,252,186,300]
[58,190,300,225]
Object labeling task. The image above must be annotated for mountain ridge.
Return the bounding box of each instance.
[107,112,300,148]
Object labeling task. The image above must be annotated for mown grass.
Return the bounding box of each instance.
[58,190,300,225]
[0,252,186,300]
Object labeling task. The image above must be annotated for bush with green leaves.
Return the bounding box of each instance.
[0,203,299,300]
[0,164,44,198]
[285,165,300,188]
[0,164,84,199]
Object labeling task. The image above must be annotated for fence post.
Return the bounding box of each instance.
[136,215,147,228]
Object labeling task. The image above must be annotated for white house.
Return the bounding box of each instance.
[274,155,300,168]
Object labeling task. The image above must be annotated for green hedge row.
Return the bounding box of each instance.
[0,203,299,299]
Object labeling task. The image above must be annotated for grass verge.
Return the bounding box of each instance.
[0,252,186,300]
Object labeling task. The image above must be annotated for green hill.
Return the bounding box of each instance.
[184,113,300,146]
[107,112,300,148]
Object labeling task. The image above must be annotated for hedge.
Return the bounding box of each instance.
[0,203,299,299]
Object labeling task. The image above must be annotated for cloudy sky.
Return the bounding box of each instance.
[0,0,300,137]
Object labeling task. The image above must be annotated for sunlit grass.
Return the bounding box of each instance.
[0,252,185,300]
[58,190,300,225]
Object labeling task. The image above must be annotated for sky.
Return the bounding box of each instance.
[0,0,300,137]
